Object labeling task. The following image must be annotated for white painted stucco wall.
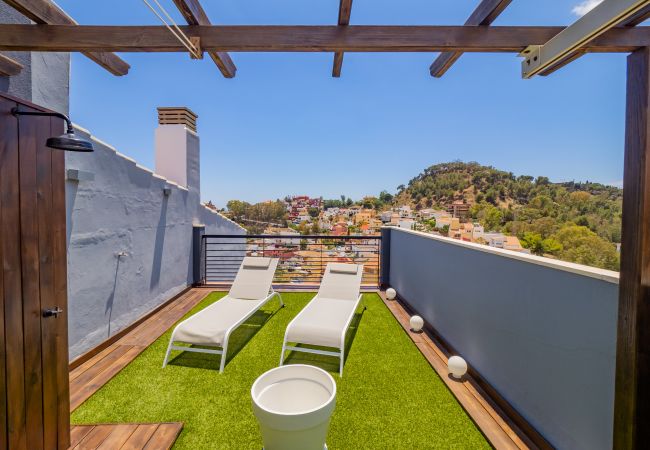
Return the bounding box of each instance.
[65,125,243,359]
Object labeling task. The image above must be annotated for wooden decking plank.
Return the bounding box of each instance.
[416,342,519,449]
[69,345,133,391]
[70,344,131,382]
[70,346,143,410]
[69,423,182,450]
[119,290,205,346]
[463,376,535,449]
[95,424,138,450]
[72,424,114,449]
[69,425,95,447]
[119,424,159,450]
[142,423,183,450]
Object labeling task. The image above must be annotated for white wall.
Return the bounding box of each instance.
[65,126,243,359]
[0,4,70,115]
[387,228,619,450]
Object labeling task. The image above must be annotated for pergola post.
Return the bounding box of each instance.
[614,45,650,449]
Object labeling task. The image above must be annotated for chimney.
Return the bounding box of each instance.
[154,107,200,193]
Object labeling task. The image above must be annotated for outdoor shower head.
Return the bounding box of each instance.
[11,106,94,152]
[46,132,94,152]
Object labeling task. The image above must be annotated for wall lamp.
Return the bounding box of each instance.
[11,106,94,152]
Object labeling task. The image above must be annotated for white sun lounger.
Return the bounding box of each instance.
[280,263,363,376]
[163,257,282,373]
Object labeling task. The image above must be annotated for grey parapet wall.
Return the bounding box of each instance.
[64,126,244,359]
[385,227,618,450]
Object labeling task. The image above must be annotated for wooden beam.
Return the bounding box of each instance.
[0,25,648,54]
[614,45,650,450]
[429,0,512,77]
[332,0,353,77]
[0,53,23,76]
[540,6,650,76]
[171,0,236,78]
[2,0,130,76]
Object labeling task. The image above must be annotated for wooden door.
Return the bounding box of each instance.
[0,93,70,449]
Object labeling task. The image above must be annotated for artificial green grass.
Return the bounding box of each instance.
[71,293,490,449]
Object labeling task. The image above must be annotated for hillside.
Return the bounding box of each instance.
[394,161,621,270]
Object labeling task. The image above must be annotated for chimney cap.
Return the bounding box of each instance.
[157,107,198,132]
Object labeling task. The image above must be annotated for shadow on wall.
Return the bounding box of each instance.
[150,196,168,289]
[66,181,78,245]
[105,254,123,338]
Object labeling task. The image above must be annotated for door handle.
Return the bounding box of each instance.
[43,307,64,318]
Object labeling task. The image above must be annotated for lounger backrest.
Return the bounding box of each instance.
[317,263,363,301]
[228,257,279,300]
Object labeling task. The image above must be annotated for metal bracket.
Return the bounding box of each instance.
[521,0,650,78]
[43,307,64,318]
[190,36,203,60]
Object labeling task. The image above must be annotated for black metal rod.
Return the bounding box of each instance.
[11,106,74,134]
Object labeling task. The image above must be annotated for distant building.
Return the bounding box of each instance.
[448,200,470,220]
[432,210,452,222]
[460,223,473,242]
[471,223,485,241]
[398,219,416,230]
[399,205,412,217]
[504,236,526,252]
[354,209,375,224]
[331,222,349,236]
[484,232,505,249]
[263,227,301,244]
[380,211,393,223]
[419,208,436,219]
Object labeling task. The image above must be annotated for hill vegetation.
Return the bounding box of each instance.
[221,162,622,270]
[394,161,621,270]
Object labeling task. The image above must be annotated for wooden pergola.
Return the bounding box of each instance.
[1,0,650,449]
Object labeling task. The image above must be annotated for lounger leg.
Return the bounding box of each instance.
[279,342,286,366]
[339,346,344,377]
[220,339,228,373]
[277,292,284,307]
[162,339,174,368]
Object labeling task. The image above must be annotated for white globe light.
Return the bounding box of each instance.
[409,315,424,332]
[386,288,397,300]
[448,356,468,379]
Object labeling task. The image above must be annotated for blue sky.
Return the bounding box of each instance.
[57,0,625,205]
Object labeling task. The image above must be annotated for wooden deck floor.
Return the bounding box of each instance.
[69,288,212,411]
[68,287,539,450]
[69,423,182,449]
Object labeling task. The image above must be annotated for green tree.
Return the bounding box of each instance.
[520,232,562,256]
[521,232,544,255]
[423,218,437,231]
[379,190,394,204]
[551,225,619,270]
[226,200,250,220]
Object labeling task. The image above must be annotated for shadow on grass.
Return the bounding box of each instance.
[283,307,366,374]
[167,305,282,371]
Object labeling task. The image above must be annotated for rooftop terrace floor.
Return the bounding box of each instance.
[71,292,490,449]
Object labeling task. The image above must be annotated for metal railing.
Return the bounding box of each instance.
[201,234,381,288]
